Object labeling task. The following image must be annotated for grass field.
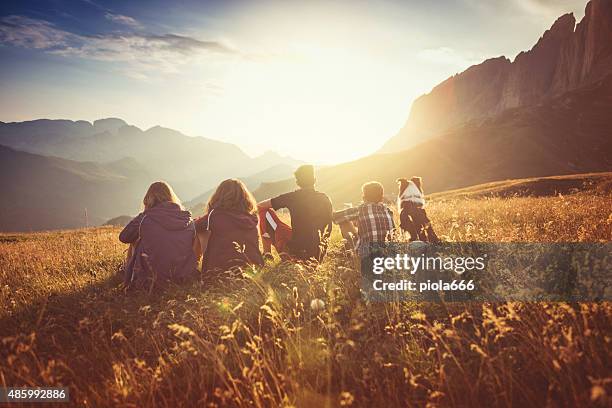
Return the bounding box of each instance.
[1,175,611,407]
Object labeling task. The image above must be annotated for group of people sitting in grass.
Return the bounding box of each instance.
[119,165,439,288]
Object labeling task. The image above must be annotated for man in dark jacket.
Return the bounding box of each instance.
[119,201,197,287]
[258,165,333,262]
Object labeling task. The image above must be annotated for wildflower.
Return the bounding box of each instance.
[111,331,127,342]
[168,323,195,337]
[470,343,487,358]
[590,385,605,402]
[310,298,325,311]
[410,311,427,321]
[339,391,355,406]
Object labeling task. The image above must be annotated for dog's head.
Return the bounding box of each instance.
[396,178,409,196]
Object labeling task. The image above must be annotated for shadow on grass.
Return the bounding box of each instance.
[0,271,214,388]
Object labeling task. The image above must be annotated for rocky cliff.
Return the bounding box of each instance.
[381,0,612,153]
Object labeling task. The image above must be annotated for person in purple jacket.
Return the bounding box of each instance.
[119,181,198,289]
[194,179,264,274]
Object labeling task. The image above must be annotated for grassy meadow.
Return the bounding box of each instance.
[1,178,611,407]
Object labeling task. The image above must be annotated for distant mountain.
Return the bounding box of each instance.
[0,119,302,200]
[254,73,612,205]
[381,0,612,152]
[103,215,133,227]
[0,145,152,232]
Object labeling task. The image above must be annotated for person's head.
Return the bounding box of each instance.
[143,181,182,210]
[206,178,257,214]
[294,164,316,189]
[362,181,384,203]
[411,176,423,193]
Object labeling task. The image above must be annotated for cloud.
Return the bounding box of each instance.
[0,15,74,49]
[0,15,236,77]
[416,47,483,70]
[514,0,586,17]
[104,12,142,28]
[463,0,585,19]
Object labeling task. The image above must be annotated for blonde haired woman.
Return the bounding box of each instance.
[194,179,263,273]
[120,181,197,288]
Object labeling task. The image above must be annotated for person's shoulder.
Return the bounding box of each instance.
[130,212,147,223]
[356,202,371,215]
[359,202,392,213]
[194,209,219,231]
[314,190,332,202]
[275,190,299,200]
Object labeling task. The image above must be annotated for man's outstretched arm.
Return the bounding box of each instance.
[258,199,272,209]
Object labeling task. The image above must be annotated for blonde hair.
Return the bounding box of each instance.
[143,181,182,210]
[206,179,257,214]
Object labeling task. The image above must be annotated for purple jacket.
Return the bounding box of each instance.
[195,208,263,273]
[119,202,197,285]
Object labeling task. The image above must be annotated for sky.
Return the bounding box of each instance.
[0,0,587,164]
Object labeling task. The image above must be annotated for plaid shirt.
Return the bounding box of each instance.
[334,203,395,255]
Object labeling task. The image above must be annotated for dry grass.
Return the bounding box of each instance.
[0,191,610,407]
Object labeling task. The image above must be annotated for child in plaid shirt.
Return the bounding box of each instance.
[333,181,395,255]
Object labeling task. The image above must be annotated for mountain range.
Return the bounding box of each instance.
[381,0,612,153]
[0,119,302,231]
[252,0,612,205]
[0,118,302,200]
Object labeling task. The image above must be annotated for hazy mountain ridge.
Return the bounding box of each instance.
[0,118,302,199]
[0,117,303,231]
[0,145,154,231]
[381,0,612,152]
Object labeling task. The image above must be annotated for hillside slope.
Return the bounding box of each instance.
[429,172,612,200]
[0,145,152,231]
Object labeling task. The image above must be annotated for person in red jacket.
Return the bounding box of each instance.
[194,179,263,274]
[258,207,292,258]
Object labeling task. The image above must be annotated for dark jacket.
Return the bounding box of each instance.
[119,202,197,286]
[270,188,333,262]
[196,208,263,273]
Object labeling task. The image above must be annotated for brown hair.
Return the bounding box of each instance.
[411,176,423,193]
[362,181,384,203]
[143,181,182,210]
[206,179,257,214]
